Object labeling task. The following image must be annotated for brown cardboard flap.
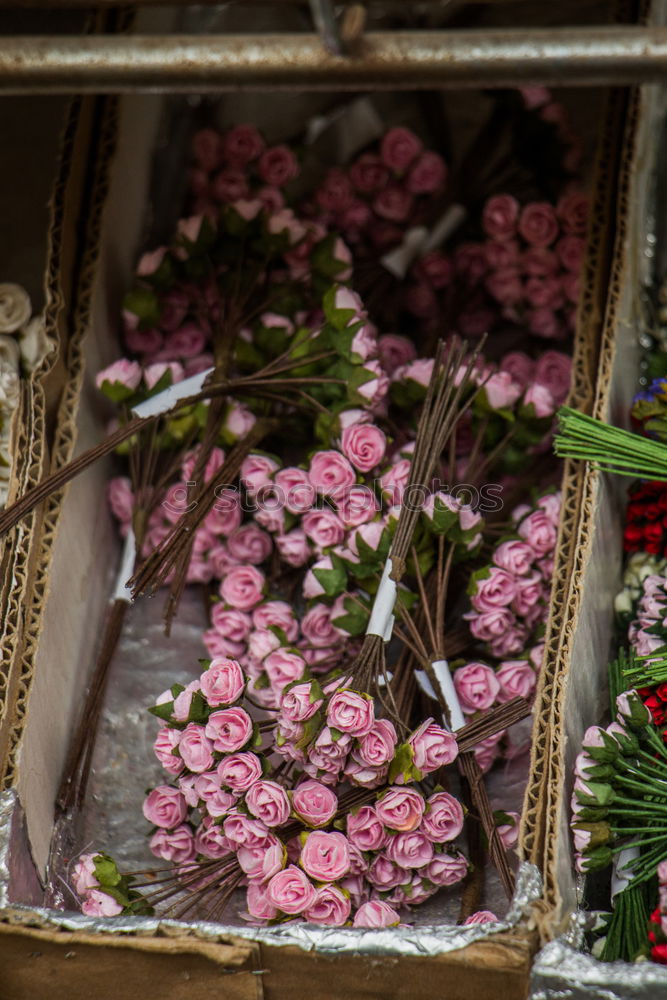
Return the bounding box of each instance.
[0,921,263,1000]
[0,918,534,1000]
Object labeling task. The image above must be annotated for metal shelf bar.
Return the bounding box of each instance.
[0,26,665,93]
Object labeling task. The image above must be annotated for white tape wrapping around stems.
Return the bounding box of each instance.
[380,203,467,280]
[112,527,136,603]
[611,845,640,900]
[415,659,466,732]
[131,367,214,419]
[365,556,397,642]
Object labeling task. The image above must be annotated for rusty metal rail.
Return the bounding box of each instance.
[0,27,666,93]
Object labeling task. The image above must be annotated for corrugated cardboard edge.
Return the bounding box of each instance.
[0,96,121,792]
[525,80,645,942]
[519,80,635,872]
[0,97,87,781]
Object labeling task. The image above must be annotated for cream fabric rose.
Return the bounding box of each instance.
[0,362,20,411]
[0,335,20,370]
[0,284,31,333]
[19,315,51,370]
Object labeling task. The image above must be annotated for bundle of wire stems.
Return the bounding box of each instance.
[555,406,667,480]
[348,335,486,694]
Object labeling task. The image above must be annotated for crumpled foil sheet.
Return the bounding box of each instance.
[530,933,667,998]
[0,586,542,955]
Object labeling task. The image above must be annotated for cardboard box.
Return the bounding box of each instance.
[0,40,641,1000]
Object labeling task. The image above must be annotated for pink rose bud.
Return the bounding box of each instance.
[517,509,557,557]
[205,707,253,753]
[258,145,299,187]
[149,825,196,864]
[240,454,279,496]
[227,524,272,565]
[421,792,465,842]
[223,810,270,848]
[304,884,351,926]
[534,351,571,406]
[144,361,184,391]
[467,608,515,642]
[496,811,520,849]
[493,540,535,577]
[496,660,537,704]
[522,383,555,419]
[302,509,346,550]
[406,151,446,194]
[96,358,142,392]
[252,600,299,640]
[72,854,100,897]
[292,779,338,827]
[308,450,357,499]
[341,424,387,473]
[264,649,307,696]
[107,476,134,528]
[123,318,163,354]
[266,864,316,915]
[367,855,409,890]
[375,787,425,832]
[482,371,523,410]
[453,663,501,713]
[336,485,379,528]
[245,780,291,828]
[384,830,434,869]
[276,529,311,568]
[275,467,316,514]
[280,682,323,723]
[153,727,184,776]
[223,123,265,165]
[353,900,401,928]
[377,334,417,375]
[143,785,188,829]
[178,723,215,773]
[81,889,123,918]
[219,565,265,611]
[426,851,469,886]
[356,719,397,768]
[194,819,232,859]
[556,191,588,235]
[349,153,390,193]
[238,836,285,883]
[380,127,423,172]
[218,752,263,792]
[246,881,279,921]
[408,719,458,770]
[300,830,351,882]
[301,603,342,649]
[347,805,388,851]
[518,202,559,248]
[326,689,375,737]
[471,567,518,612]
[373,185,414,223]
[464,910,498,925]
[482,194,520,242]
[200,657,245,707]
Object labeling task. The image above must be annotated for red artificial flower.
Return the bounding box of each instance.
[652,943,667,964]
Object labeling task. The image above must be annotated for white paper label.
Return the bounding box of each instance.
[365,557,396,641]
[131,368,214,419]
[432,658,466,732]
[611,846,640,899]
[380,204,467,280]
[113,528,136,603]
[415,669,437,700]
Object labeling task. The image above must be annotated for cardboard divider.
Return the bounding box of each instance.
[533,76,662,934]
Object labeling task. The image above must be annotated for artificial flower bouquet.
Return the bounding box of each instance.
[0,100,590,940]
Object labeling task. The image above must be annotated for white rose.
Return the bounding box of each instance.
[0,284,31,333]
